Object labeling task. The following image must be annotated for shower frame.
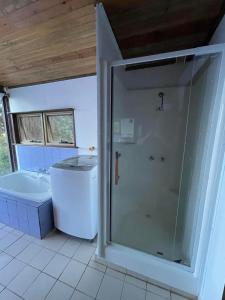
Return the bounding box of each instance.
[97,43,225,296]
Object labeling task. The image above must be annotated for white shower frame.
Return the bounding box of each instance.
[97,43,225,297]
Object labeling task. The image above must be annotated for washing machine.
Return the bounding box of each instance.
[50,155,98,240]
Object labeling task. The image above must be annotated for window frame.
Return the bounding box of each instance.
[43,110,76,148]
[16,112,45,146]
[12,108,76,148]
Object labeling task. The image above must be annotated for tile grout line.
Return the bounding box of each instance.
[93,263,107,300]
[7,266,40,300]
[0,231,24,253]
[0,227,192,300]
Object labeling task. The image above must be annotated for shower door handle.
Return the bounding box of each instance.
[115,151,121,185]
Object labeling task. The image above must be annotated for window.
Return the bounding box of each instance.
[13,109,75,147]
[45,111,75,146]
[17,113,44,145]
[0,102,11,175]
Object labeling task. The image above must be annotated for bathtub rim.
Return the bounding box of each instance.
[0,170,52,203]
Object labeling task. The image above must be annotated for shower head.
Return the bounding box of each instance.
[156,92,165,111]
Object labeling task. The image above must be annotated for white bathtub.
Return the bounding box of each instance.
[0,171,53,238]
[0,171,51,202]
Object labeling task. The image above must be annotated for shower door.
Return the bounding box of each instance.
[109,49,225,266]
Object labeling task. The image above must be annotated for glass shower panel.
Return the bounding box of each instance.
[110,53,222,266]
[110,58,193,262]
[173,52,222,266]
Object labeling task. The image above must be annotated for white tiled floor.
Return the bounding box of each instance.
[0,224,193,300]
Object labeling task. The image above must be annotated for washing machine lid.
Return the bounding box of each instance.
[52,155,97,171]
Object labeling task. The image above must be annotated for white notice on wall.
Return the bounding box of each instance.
[121,118,134,138]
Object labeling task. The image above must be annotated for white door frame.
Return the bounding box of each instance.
[97,43,225,296]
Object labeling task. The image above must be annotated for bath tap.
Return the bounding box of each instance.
[37,168,49,174]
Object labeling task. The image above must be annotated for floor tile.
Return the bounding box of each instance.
[8,265,40,296]
[59,259,86,288]
[81,239,97,249]
[97,275,124,300]
[16,243,42,263]
[3,226,14,233]
[73,244,95,264]
[45,280,74,300]
[5,236,30,257]
[147,283,170,299]
[0,289,22,300]
[122,282,146,300]
[146,291,169,300]
[0,285,4,293]
[88,260,106,273]
[0,229,8,239]
[71,290,94,300]
[171,293,190,300]
[77,267,104,298]
[125,274,146,289]
[0,233,20,250]
[23,272,56,300]
[59,238,81,258]
[106,267,125,281]
[43,253,69,278]
[34,231,68,251]
[0,258,26,286]
[29,247,55,271]
[11,230,24,239]
[23,234,35,242]
[0,252,13,270]
[0,224,5,230]
[106,262,126,273]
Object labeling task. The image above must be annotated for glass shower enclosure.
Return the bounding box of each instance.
[109,50,224,268]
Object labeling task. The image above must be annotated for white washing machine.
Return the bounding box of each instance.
[50,156,98,240]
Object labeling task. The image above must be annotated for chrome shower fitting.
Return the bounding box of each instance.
[157,92,164,111]
[149,155,155,161]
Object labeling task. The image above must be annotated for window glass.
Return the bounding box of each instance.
[0,103,11,175]
[17,113,44,144]
[45,112,75,145]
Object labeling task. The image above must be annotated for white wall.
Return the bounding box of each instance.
[210,15,225,44]
[176,55,221,266]
[199,17,225,300]
[96,3,123,257]
[122,63,190,90]
[9,76,97,154]
[200,156,225,300]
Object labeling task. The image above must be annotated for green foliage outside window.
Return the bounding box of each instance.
[0,104,11,176]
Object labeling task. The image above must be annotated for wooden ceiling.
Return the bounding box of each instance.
[0,0,224,87]
[0,0,96,87]
[104,0,225,58]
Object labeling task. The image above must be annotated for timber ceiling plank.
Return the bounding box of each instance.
[0,0,96,87]
[0,0,224,87]
[102,0,225,58]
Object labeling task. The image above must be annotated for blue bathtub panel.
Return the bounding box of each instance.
[9,214,19,229]
[7,200,17,216]
[39,202,54,238]
[17,204,28,221]
[0,199,9,225]
[17,204,29,233]
[28,220,41,238]
[0,191,53,239]
[27,207,39,227]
